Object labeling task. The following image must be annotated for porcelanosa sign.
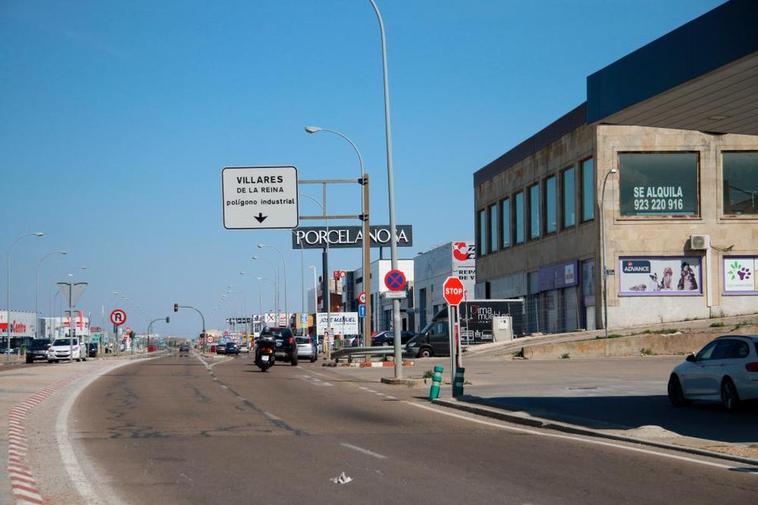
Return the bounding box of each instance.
[292,225,413,249]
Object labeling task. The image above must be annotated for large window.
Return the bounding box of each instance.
[529,184,540,240]
[562,167,575,228]
[489,204,498,254]
[619,152,698,216]
[501,198,511,248]
[477,209,486,256]
[723,152,758,215]
[581,158,595,221]
[515,192,525,244]
[545,176,557,234]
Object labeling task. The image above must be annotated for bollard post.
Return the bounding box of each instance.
[452,367,465,398]
[428,365,444,400]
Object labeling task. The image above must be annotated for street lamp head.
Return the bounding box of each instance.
[257,244,266,249]
[33,232,45,237]
[60,250,68,255]
[610,168,618,174]
[304,126,321,134]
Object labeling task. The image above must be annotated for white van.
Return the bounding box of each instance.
[47,337,87,363]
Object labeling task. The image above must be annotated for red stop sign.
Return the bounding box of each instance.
[443,276,465,306]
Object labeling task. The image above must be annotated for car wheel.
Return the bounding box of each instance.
[310,353,317,363]
[291,354,299,366]
[721,378,741,412]
[26,356,33,364]
[667,374,688,407]
[418,347,432,358]
[48,359,54,363]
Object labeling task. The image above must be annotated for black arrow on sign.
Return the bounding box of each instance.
[254,212,267,223]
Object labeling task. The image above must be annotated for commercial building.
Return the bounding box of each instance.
[474,0,758,332]
[413,241,476,331]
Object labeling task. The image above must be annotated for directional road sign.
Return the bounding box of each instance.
[443,276,465,306]
[222,166,299,230]
[110,309,127,326]
[358,304,366,318]
[384,269,406,292]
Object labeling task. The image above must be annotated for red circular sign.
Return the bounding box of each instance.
[443,277,465,306]
[110,309,127,326]
[358,291,367,304]
[384,269,406,292]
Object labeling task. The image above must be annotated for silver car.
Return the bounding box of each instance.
[668,335,758,411]
[296,336,317,362]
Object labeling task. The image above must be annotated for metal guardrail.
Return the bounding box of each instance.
[329,346,395,362]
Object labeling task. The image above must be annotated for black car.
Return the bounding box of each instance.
[179,343,190,356]
[225,342,240,355]
[260,327,298,365]
[216,343,226,355]
[87,343,98,358]
[372,331,415,347]
[25,339,51,363]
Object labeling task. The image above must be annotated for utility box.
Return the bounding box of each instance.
[492,316,513,342]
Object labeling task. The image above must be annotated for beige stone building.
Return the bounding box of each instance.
[473,1,758,332]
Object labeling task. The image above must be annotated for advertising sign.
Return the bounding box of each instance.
[724,257,758,294]
[226,317,252,324]
[316,312,359,336]
[451,241,476,296]
[291,225,413,249]
[619,153,698,216]
[619,257,702,296]
[0,311,36,337]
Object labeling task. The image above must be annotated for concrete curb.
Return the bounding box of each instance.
[432,397,758,467]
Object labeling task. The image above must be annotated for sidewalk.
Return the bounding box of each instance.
[431,355,758,464]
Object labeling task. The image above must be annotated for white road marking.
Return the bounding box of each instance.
[220,385,228,390]
[264,411,282,422]
[405,402,739,471]
[385,395,397,400]
[340,443,387,460]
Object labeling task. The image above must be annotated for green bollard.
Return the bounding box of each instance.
[428,365,444,400]
[452,367,465,398]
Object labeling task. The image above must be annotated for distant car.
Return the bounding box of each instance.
[296,336,317,362]
[87,342,98,358]
[372,331,415,347]
[668,335,758,411]
[225,342,240,355]
[47,337,87,362]
[260,327,297,365]
[178,343,190,356]
[239,344,250,353]
[216,343,227,355]
[26,339,51,363]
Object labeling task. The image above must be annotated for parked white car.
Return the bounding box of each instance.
[47,337,87,363]
[668,335,758,411]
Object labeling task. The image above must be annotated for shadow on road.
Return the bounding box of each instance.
[468,395,758,443]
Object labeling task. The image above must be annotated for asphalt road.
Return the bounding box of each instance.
[69,353,758,505]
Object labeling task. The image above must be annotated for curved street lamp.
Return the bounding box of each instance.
[251,256,279,313]
[35,250,67,337]
[257,244,288,326]
[6,232,44,358]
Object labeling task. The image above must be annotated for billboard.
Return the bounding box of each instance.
[723,257,758,294]
[292,225,413,249]
[316,312,359,336]
[619,257,702,296]
[451,241,476,297]
[0,311,36,337]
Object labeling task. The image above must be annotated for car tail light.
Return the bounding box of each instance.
[745,362,758,372]
[289,337,295,346]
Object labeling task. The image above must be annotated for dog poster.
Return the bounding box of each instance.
[619,257,702,296]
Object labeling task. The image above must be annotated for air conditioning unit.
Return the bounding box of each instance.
[690,234,710,250]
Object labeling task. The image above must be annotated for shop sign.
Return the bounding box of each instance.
[316,312,359,336]
[619,257,702,296]
[451,242,476,295]
[723,257,758,294]
[226,317,252,324]
[291,225,413,249]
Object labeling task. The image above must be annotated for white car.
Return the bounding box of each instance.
[668,335,758,411]
[47,337,87,363]
[296,336,318,362]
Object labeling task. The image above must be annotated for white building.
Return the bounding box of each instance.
[347,259,415,333]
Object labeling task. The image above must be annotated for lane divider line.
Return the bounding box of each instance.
[340,443,387,460]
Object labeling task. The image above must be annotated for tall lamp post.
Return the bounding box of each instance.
[367,0,402,378]
[600,167,617,338]
[6,232,44,359]
[300,194,331,355]
[35,250,67,338]
[251,256,279,314]
[257,244,288,327]
[304,125,371,345]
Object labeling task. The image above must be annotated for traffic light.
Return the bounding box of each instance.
[173,303,179,312]
[165,316,170,323]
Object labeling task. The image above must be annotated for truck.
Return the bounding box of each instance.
[406,299,525,358]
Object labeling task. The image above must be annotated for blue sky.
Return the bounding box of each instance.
[1,0,722,336]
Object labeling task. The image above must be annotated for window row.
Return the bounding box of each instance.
[478,158,594,256]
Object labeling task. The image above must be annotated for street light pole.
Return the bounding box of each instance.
[300,194,331,356]
[600,168,617,339]
[147,316,170,352]
[258,244,288,327]
[35,250,67,338]
[6,232,44,359]
[368,0,402,378]
[252,256,279,314]
[304,126,371,345]
[176,305,206,353]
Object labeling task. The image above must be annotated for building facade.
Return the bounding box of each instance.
[345,259,415,333]
[474,1,758,333]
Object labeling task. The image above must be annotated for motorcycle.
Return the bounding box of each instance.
[255,337,276,372]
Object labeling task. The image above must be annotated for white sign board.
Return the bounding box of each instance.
[222,166,299,229]
[316,312,359,336]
